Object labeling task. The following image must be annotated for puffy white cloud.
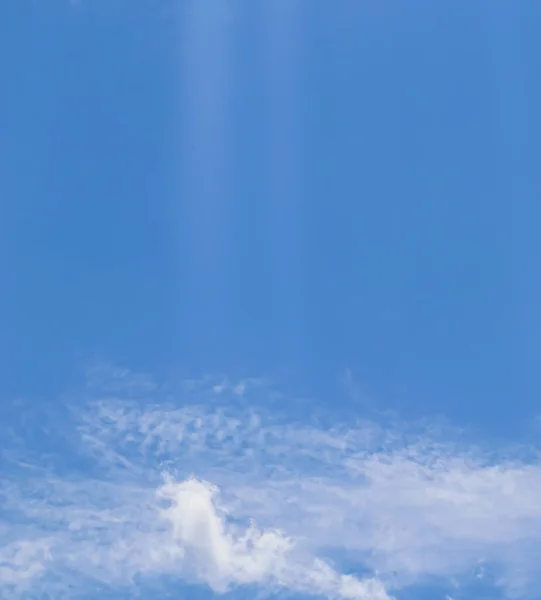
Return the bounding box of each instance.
[155,476,388,599]
[2,370,541,599]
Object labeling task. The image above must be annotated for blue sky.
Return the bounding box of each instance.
[1,1,541,599]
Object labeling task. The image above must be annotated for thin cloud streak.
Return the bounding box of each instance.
[175,0,234,341]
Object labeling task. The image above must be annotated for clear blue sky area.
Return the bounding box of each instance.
[1,2,541,600]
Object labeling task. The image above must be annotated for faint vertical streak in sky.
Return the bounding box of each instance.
[483,4,537,403]
[177,2,233,337]
[484,5,530,174]
[263,1,303,360]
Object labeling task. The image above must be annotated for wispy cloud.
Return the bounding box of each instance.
[2,368,541,599]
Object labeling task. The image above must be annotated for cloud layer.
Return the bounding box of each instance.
[2,368,541,600]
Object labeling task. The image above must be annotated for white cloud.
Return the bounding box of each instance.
[155,476,388,599]
[0,539,51,593]
[1,471,387,600]
[2,369,541,599]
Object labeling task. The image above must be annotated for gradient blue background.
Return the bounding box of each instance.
[2,0,540,444]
